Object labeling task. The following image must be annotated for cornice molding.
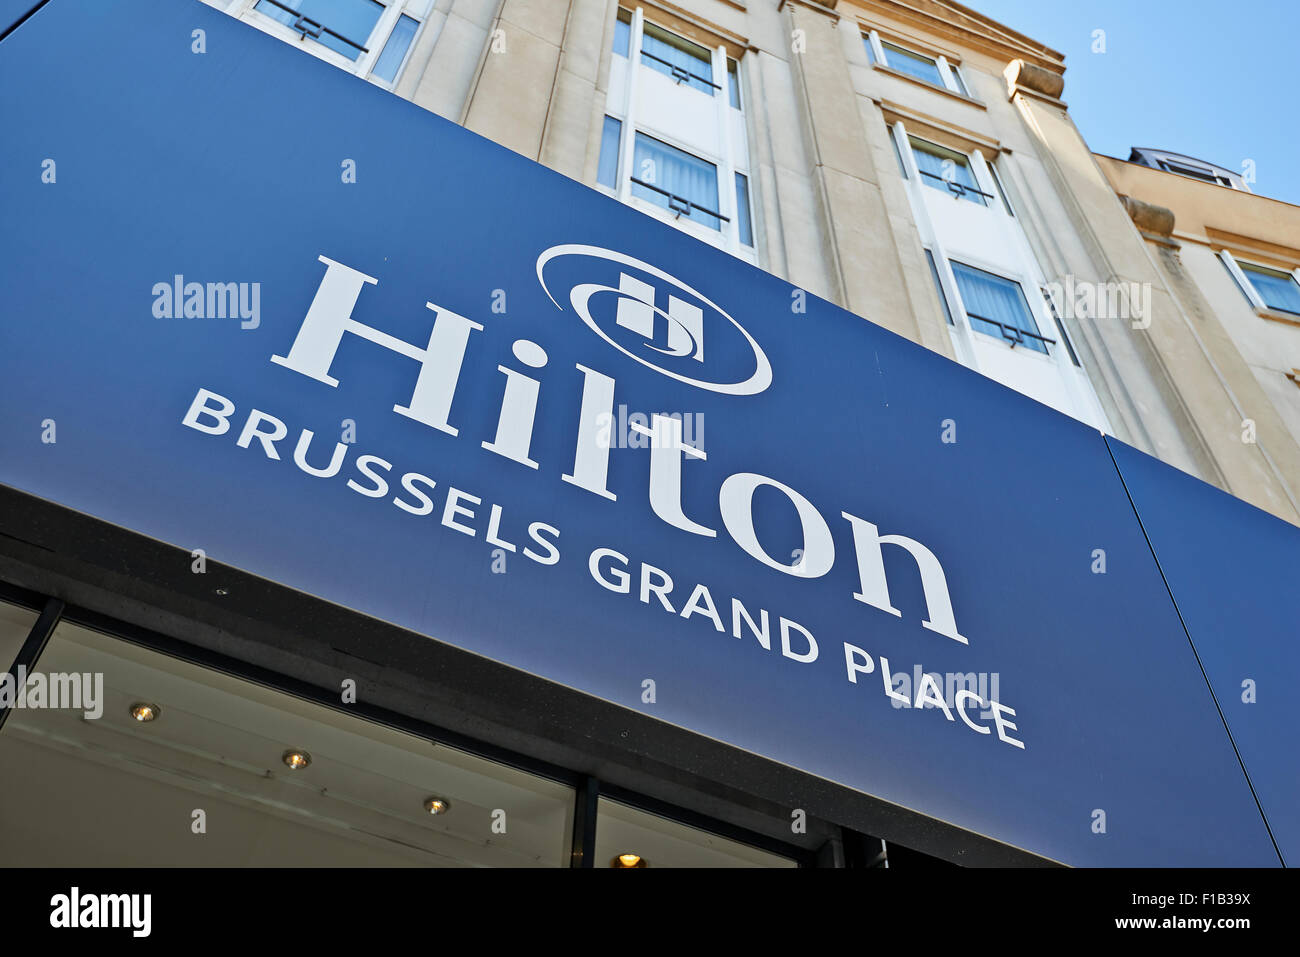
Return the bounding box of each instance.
[840,0,1065,73]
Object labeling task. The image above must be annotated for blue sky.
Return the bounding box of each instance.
[970,0,1300,205]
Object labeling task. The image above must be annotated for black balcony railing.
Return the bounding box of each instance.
[630,177,730,224]
[917,169,994,202]
[258,0,370,54]
[967,312,1055,350]
[638,48,720,90]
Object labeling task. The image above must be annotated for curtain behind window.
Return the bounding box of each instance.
[640,23,714,95]
[911,141,985,205]
[632,135,721,231]
[951,263,1047,354]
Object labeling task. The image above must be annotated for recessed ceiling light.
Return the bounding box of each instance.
[612,853,646,868]
[128,703,160,722]
[282,749,312,770]
[423,797,451,815]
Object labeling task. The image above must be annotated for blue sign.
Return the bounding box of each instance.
[1108,442,1297,865]
[0,0,1286,864]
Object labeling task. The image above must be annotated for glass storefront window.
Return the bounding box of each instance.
[0,599,38,672]
[594,797,797,868]
[0,620,573,866]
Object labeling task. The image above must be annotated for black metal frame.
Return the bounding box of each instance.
[255,0,370,54]
[917,168,995,203]
[630,176,729,224]
[967,311,1056,350]
[0,596,61,733]
[638,47,720,90]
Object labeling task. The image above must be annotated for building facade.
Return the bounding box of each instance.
[205,0,1300,524]
[1,0,1296,869]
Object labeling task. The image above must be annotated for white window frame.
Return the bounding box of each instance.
[867,30,970,97]
[940,257,1059,361]
[232,0,430,88]
[904,133,998,209]
[605,7,754,259]
[1159,158,1235,188]
[1221,251,1300,316]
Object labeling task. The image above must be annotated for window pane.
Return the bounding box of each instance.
[925,250,954,326]
[371,14,418,84]
[988,160,1015,216]
[595,798,796,867]
[882,41,944,87]
[948,63,969,96]
[0,620,574,866]
[0,599,39,673]
[1242,264,1300,315]
[255,0,385,62]
[727,59,741,109]
[735,171,753,247]
[863,35,876,64]
[613,8,630,56]
[950,262,1047,354]
[910,138,986,206]
[597,115,622,188]
[632,134,721,231]
[640,22,714,95]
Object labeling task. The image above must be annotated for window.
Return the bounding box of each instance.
[0,597,807,868]
[949,262,1050,354]
[255,0,383,61]
[370,13,418,84]
[602,9,754,255]
[247,0,426,86]
[1239,261,1300,315]
[948,63,970,96]
[613,7,631,56]
[594,798,796,868]
[1158,159,1234,187]
[727,58,742,110]
[909,137,989,206]
[640,21,716,95]
[1,618,576,866]
[881,40,945,86]
[866,33,971,97]
[987,161,1015,216]
[925,250,954,326]
[632,134,723,231]
[735,172,754,247]
[597,116,623,189]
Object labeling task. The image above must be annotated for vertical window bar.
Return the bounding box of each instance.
[1042,285,1081,366]
[988,161,1015,217]
[570,775,599,868]
[0,597,64,733]
[891,130,908,178]
[926,249,955,326]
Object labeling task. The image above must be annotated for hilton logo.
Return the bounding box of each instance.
[536,244,772,396]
